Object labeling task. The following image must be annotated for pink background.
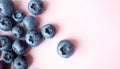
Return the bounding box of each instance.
[0,0,120,69]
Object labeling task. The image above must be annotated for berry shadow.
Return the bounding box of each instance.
[25,53,33,67]
[35,16,41,30]
[20,23,27,39]
[0,51,1,57]
[26,46,32,53]
[52,23,60,37]
[13,0,22,10]
[5,63,11,69]
[9,34,16,42]
[0,14,2,18]
[68,38,79,52]
[42,0,49,14]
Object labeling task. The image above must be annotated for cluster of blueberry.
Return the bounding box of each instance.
[0,0,75,69]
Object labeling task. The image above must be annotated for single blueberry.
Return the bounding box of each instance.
[23,16,37,31]
[0,35,13,51]
[41,24,56,39]
[0,16,14,31]
[28,0,44,15]
[12,10,26,23]
[57,40,75,58]
[12,39,28,55]
[25,30,42,47]
[13,56,28,69]
[12,26,25,38]
[2,50,15,64]
[0,0,15,16]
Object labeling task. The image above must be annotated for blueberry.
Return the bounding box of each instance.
[13,56,28,69]
[12,39,28,55]
[41,24,56,39]
[57,40,75,58]
[28,0,44,15]
[0,0,15,16]
[12,10,26,23]
[12,26,25,38]
[23,16,37,31]
[0,16,14,31]
[0,35,13,51]
[25,30,42,47]
[2,50,15,64]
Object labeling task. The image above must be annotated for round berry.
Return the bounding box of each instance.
[0,16,14,31]
[12,26,25,38]
[12,10,26,23]
[28,0,44,15]
[0,0,15,16]
[57,40,75,58]
[12,39,28,55]
[13,56,28,69]
[0,35,13,51]
[41,24,56,39]
[23,16,37,31]
[25,30,42,47]
[2,50,15,64]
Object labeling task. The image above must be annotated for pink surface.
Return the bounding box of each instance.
[0,0,120,69]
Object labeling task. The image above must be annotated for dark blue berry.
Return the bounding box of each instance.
[12,39,28,55]
[41,24,56,39]
[0,16,14,31]
[2,50,15,64]
[0,0,15,16]
[13,56,28,69]
[12,26,25,38]
[23,16,37,31]
[25,30,42,47]
[57,40,75,58]
[0,35,13,51]
[12,10,26,23]
[28,0,44,15]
